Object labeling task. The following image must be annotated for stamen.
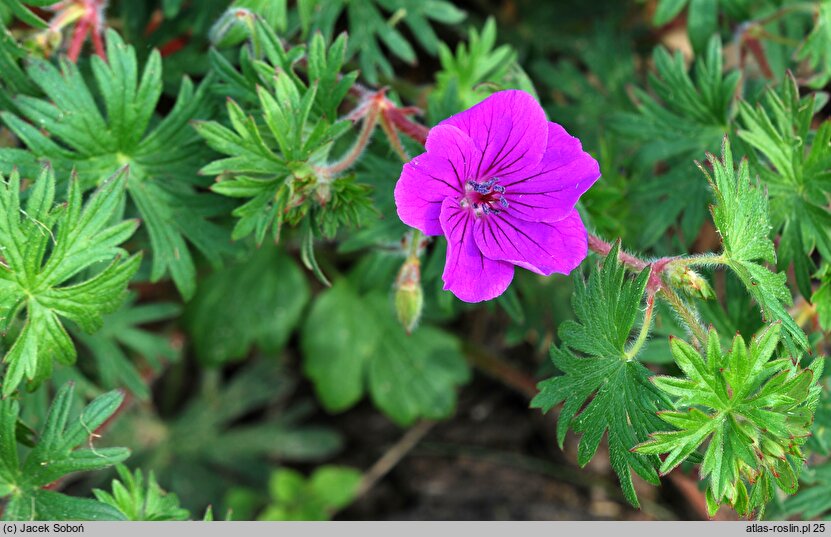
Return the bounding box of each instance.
[459,177,508,217]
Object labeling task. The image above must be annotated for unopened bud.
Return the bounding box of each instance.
[668,264,715,300]
[394,257,423,334]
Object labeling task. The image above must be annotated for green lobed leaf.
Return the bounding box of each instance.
[259,466,362,521]
[301,280,469,426]
[0,383,130,521]
[108,361,342,512]
[93,465,191,521]
[531,242,668,508]
[198,27,371,248]
[0,29,231,299]
[700,137,809,354]
[737,73,831,300]
[610,36,739,247]
[72,295,182,400]
[636,324,824,517]
[0,167,140,396]
[308,0,466,84]
[185,245,310,366]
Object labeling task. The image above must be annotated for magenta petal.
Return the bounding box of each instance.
[473,208,588,276]
[440,90,547,183]
[439,198,514,302]
[502,122,600,223]
[394,125,479,235]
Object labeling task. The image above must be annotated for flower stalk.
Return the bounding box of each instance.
[624,293,656,361]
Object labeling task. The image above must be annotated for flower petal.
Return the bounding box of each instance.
[440,90,547,183]
[473,208,587,276]
[439,198,514,302]
[502,122,600,223]
[394,125,479,235]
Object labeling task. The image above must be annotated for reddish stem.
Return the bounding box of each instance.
[587,233,649,271]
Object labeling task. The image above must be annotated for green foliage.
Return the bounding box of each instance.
[701,138,809,353]
[259,466,362,521]
[531,243,668,508]
[93,465,191,521]
[429,17,517,118]
[780,462,831,519]
[185,246,309,366]
[0,30,229,299]
[309,0,466,84]
[0,167,140,396]
[636,325,823,517]
[111,361,342,511]
[73,296,181,400]
[653,0,716,54]
[737,74,831,299]
[198,29,372,248]
[0,27,37,109]
[797,2,831,89]
[815,264,831,332]
[302,281,469,426]
[2,0,51,28]
[652,0,758,54]
[0,383,129,521]
[611,37,739,246]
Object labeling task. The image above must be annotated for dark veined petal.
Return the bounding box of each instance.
[394,125,479,235]
[440,90,547,184]
[473,209,587,276]
[502,122,600,223]
[439,198,514,302]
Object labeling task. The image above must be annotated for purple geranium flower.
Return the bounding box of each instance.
[394,90,600,303]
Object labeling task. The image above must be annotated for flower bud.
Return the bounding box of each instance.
[394,257,423,334]
[667,264,715,300]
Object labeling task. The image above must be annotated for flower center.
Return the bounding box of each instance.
[460,178,509,217]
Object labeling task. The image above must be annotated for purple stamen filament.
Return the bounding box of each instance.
[462,178,509,217]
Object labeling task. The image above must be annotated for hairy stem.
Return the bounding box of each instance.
[379,111,411,162]
[669,252,727,268]
[323,107,379,176]
[660,285,708,347]
[624,293,655,361]
[587,233,648,271]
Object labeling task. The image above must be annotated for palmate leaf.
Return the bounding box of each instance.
[110,360,342,512]
[93,465,191,521]
[610,37,739,247]
[198,26,372,251]
[309,0,466,84]
[429,17,516,118]
[72,295,182,400]
[0,167,140,396]
[185,245,309,366]
[701,137,809,354]
[636,325,824,517]
[531,243,668,508]
[737,74,831,299]
[259,466,362,521]
[302,281,469,426]
[780,462,831,520]
[0,383,129,521]
[0,29,231,300]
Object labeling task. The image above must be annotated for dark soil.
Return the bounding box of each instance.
[326,373,705,521]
